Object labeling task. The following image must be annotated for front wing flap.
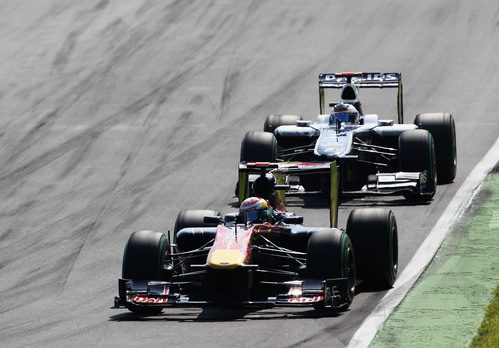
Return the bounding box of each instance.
[346,171,432,196]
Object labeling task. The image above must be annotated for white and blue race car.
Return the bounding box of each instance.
[240,72,456,201]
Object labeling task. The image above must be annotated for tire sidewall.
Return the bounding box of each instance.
[346,208,398,288]
[414,113,456,183]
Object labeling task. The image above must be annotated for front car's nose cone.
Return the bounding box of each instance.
[207,249,246,269]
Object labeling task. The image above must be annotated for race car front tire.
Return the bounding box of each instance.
[122,230,170,314]
[346,209,398,288]
[240,131,277,162]
[306,229,356,311]
[414,113,456,184]
[398,129,437,201]
[263,114,302,133]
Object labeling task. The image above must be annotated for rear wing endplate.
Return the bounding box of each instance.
[238,162,339,228]
[318,72,403,124]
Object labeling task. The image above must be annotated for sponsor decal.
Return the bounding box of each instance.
[322,74,347,82]
[320,73,399,83]
[364,73,398,81]
[133,296,168,304]
[288,296,324,303]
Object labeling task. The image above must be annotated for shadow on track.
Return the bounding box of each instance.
[284,195,430,209]
[109,306,342,322]
[229,195,430,210]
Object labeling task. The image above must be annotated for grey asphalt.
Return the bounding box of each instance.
[0,0,498,347]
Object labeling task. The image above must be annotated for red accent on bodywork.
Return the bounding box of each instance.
[253,224,282,233]
[208,225,255,263]
[335,72,362,76]
[246,162,279,168]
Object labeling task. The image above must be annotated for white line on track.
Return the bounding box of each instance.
[348,137,499,348]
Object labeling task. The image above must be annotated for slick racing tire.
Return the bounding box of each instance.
[122,230,169,280]
[307,229,356,311]
[263,114,302,133]
[240,131,277,162]
[122,230,170,315]
[414,113,456,184]
[346,209,398,288]
[398,129,437,201]
[174,209,221,239]
[174,210,221,272]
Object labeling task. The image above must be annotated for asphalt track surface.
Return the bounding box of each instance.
[0,1,498,347]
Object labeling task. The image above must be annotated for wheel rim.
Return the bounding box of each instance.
[390,216,398,282]
[451,116,457,178]
[430,133,437,189]
[340,233,355,301]
[157,235,168,279]
[345,248,355,294]
[344,245,356,299]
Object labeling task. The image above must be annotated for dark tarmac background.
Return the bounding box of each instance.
[0,1,498,346]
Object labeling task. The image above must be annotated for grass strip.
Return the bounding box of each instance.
[371,172,499,347]
[470,284,499,348]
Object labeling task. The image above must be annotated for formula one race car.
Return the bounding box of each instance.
[114,163,398,314]
[240,72,456,201]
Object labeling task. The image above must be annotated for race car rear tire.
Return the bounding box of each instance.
[307,229,356,311]
[398,129,436,201]
[263,114,302,133]
[174,209,220,242]
[240,131,277,162]
[346,209,398,288]
[122,230,169,314]
[414,113,456,184]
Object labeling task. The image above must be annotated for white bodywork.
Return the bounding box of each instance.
[275,113,417,158]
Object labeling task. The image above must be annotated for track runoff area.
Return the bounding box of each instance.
[372,162,499,346]
[348,138,499,347]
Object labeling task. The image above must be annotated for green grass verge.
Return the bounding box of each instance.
[470,284,499,348]
[371,172,499,347]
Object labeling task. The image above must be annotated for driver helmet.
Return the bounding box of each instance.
[239,197,271,223]
[330,103,359,124]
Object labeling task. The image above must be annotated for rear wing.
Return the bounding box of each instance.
[318,72,403,124]
[238,162,339,228]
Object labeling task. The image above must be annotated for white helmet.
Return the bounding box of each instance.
[239,197,271,223]
[331,103,359,124]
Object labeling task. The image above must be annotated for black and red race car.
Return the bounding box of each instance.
[114,164,398,314]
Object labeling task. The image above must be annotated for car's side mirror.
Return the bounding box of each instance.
[203,216,222,224]
[282,216,303,224]
[296,120,312,127]
[224,214,236,224]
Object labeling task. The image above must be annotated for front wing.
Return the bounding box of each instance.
[114,277,351,310]
[239,161,432,200]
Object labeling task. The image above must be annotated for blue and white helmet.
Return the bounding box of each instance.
[330,103,359,124]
